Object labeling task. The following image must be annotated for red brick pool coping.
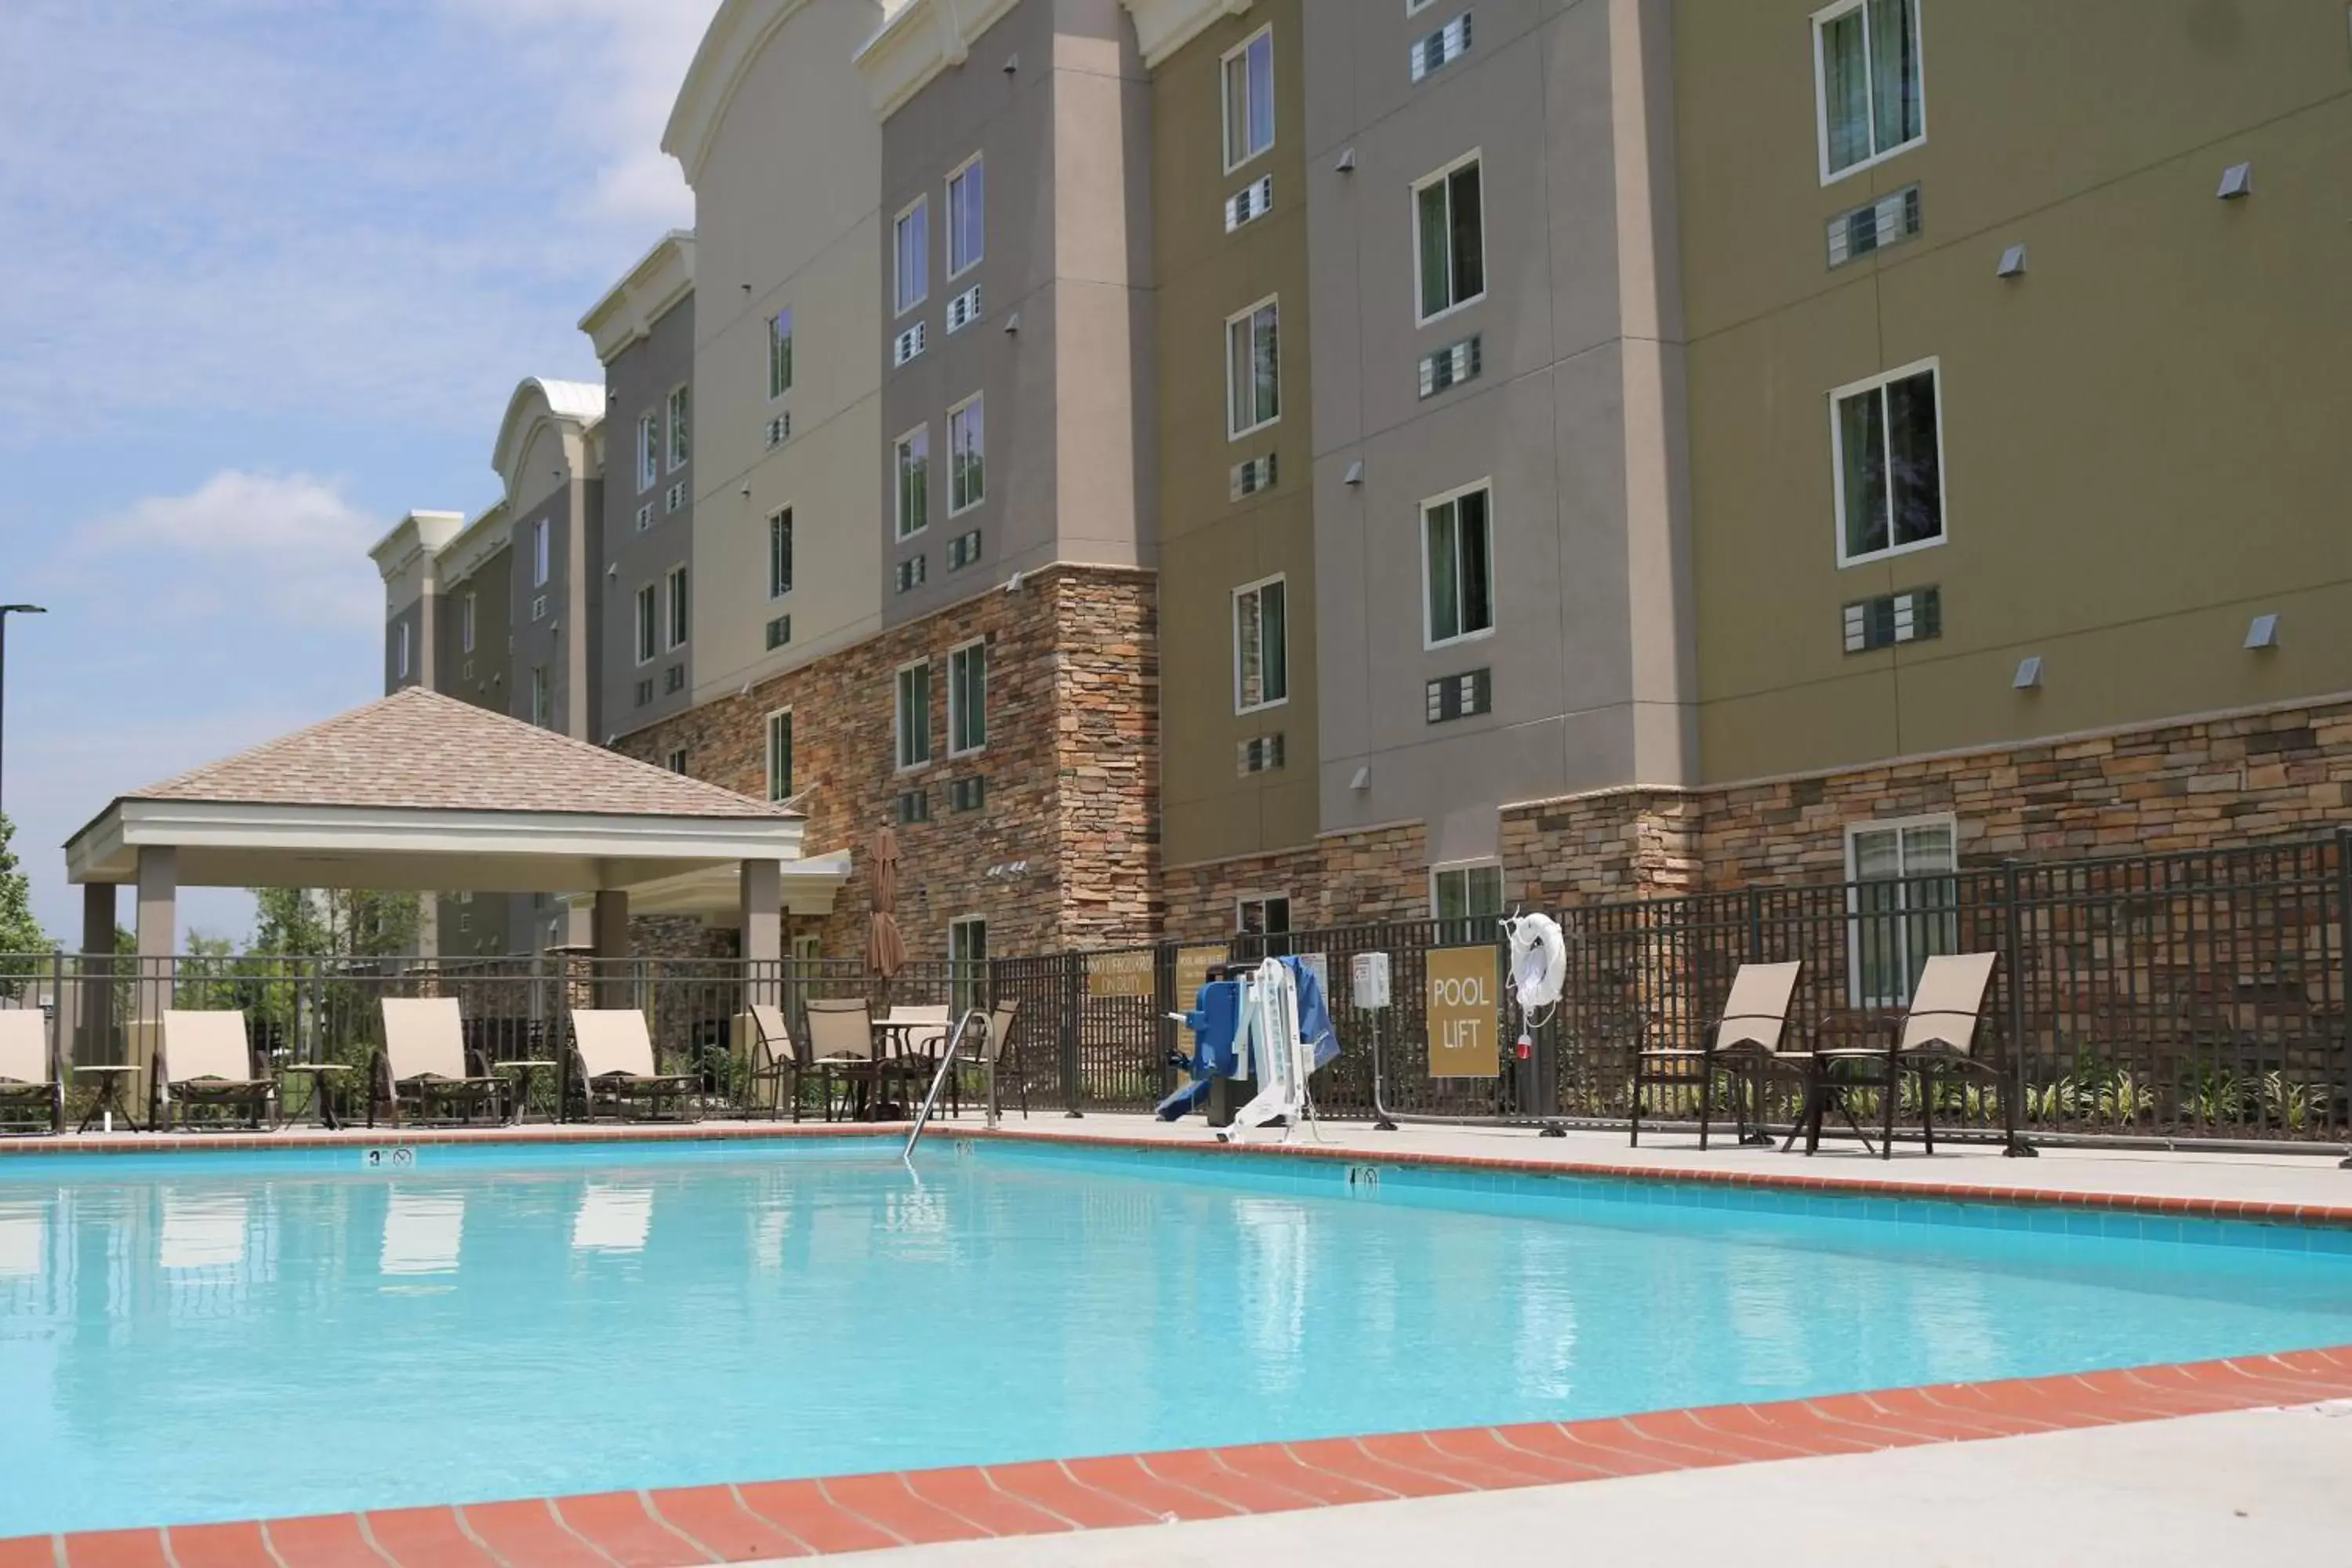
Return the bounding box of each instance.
[8,1118,2352,1232]
[8,1347,2352,1566]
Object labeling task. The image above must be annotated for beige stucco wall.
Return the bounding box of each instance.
[689,0,886,706]
[1679,0,2352,784]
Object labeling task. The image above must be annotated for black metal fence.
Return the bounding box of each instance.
[3,832,2348,1143]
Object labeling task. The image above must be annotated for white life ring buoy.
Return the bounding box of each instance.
[1504,913,1567,1011]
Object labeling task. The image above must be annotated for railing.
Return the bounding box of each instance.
[903,1009,991,1158]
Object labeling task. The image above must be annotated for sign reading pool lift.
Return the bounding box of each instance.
[1425,946,1499,1079]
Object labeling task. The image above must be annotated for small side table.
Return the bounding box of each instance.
[281,1062,352,1131]
[75,1065,143,1134]
[495,1060,558,1125]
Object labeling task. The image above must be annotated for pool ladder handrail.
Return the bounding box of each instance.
[904,1008,993,1160]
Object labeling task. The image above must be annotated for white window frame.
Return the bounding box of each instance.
[946,152,985,281]
[1235,891,1291,936]
[528,665,550,728]
[1812,0,1927,187]
[394,621,411,680]
[1221,25,1276,174]
[633,583,658,666]
[1231,573,1289,716]
[768,505,794,600]
[765,708,794,802]
[1829,355,1947,569]
[768,308,794,401]
[1420,477,1497,650]
[894,195,930,317]
[895,658,933,772]
[947,394,985,517]
[1225,295,1281,441]
[665,564,689,651]
[459,590,477,654]
[666,383,691,471]
[531,517,550,587]
[636,412,659,492]
[1411,149,1487,327]
[1842,812,1958,1008]
[947,637,988,758]
[949,914,989,1013]
[1428,858,1505,923]
[895,425,931,539]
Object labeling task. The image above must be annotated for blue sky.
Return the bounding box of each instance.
[0,0,720,945]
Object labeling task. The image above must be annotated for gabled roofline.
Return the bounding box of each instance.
[367,511,466,583]
[1120,0,1253,70]
[492,377,605,506]
[666,0,827,188]
[855,0,1021,122]
[579,230,697,365]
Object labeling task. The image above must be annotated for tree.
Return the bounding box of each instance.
[249,887,418,959]
[0,812,46,958]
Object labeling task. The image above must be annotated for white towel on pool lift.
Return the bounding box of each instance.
[1229,959,1319,1144]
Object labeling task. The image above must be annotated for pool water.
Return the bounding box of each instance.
[4,1138,2352,1537]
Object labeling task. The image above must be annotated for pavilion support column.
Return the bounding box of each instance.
[740,860,782,1010]
[592,890,631,1011]
[79,882,118,1067]
[133,848,176,1104]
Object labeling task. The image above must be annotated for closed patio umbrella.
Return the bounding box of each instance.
[866,823,907,985]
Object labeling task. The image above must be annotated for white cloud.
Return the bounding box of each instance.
[74,470,384,630]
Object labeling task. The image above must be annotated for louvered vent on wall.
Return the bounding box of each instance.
[1842,586,1942,653]
[1231,452,1278,500]
[1225,175,1274,233]
[1418,336,1482,399]
[1237,734,1287,775]
[893,321,927,367]
[1828,184,1922,267]
[1410,13,1472,82]
[1426,668,1493,724]
[946,285,983,333]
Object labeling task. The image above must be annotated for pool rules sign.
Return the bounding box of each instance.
[1424,946,1499,1078]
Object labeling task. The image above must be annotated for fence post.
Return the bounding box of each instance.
[1060,953,1084,1118]
[2002,859,2036,1157]
[2337,830,2352,1167]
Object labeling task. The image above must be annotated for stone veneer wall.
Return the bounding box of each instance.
[616,566,1160,961]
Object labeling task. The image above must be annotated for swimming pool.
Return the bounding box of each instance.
[3,1137,2350,1537]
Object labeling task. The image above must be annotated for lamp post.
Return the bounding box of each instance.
[0,604,47,822]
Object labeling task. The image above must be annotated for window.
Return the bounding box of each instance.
[1846,816,1957,1007]
[1236,894,1291,954]
[1432,862,1504,924]
[946,154,985,278]
[633,584,658,665]
[665,747,688,775]
[949,640,987,756]
[949,916,989,1014]
[1831,359,1944,566]
[1232,575,1288,713]
[768,507,793,598]
[895,197,928,315]
[666,385,691,470]
[1423,483,1494,646]
[1814,0,1924,182]
[765,614,792,650]
[948,395,985,514]
[1221,27,1276,172]
[895,662,931,770]
[637,412,659,491]
[528,666,550,728]
[1225,298,1280,438]
[766,710,793,802]
[532,517,550,587]
[1414,154,1486,322]
[949,775,986,813]
[898,788,931,824]
[666,565,689,650]
[768,309,794,399]
[393,621,411,681]
[459,591,477,653]
[896,426,931,538]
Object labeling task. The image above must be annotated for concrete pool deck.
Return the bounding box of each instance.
[7,1112,2352,1563]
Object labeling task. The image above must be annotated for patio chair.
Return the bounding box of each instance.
[155,1010,277,1131]
[1793,952,2008,1159]
[372,997,506,1128]
[950,998,1025,1120]
[1630,961,1802,1151]
[804,996,902,1120]
[746,1004,809,1121]
[568,1009,701,1123]
[0,1010,63,1134]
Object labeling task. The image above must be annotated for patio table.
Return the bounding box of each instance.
[74,1065,143,1134]
[280,1062,351,1131]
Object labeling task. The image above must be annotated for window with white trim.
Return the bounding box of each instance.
[636,412,659,492]
[666,384,691,470]
[949,915,989,1014]
[1221,26,1276,172]
[1423,483,1494,646]
[666,747,688,775]
[1414,153,1486,323]
[528,665,550,728]
[948,639,987,756]
[459,591,477,654]
[1832,359,1944,566]
[1225,298,1280,439]
[531,517,550,587]
[1232,575,1288,713]
[665,565,689,650]
[1236,893,1290,942]
[1814,0,1924,183]
[895,661,932,770]
[633,584,657,665]
[393,621,410,681]
[766,710,793,802]
[1431,861,1503,923]
[768,507,793,599]
[896,426,931,538]
[1846,815,1957,1007]
[948,395,985,514]
[768,309,794,399]
[895,197,929,316]
[946,154,985,278]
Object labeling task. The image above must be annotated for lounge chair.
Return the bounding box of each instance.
[0,1010,63,1134]
[1793,952,2008,1159]
[1630,960,1802,1150]
[156,1010,276,1131]
[745,1004,808,1121]
[372,997,507,1128]
[568,1009,700,1122]
[804,996,900,1120]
